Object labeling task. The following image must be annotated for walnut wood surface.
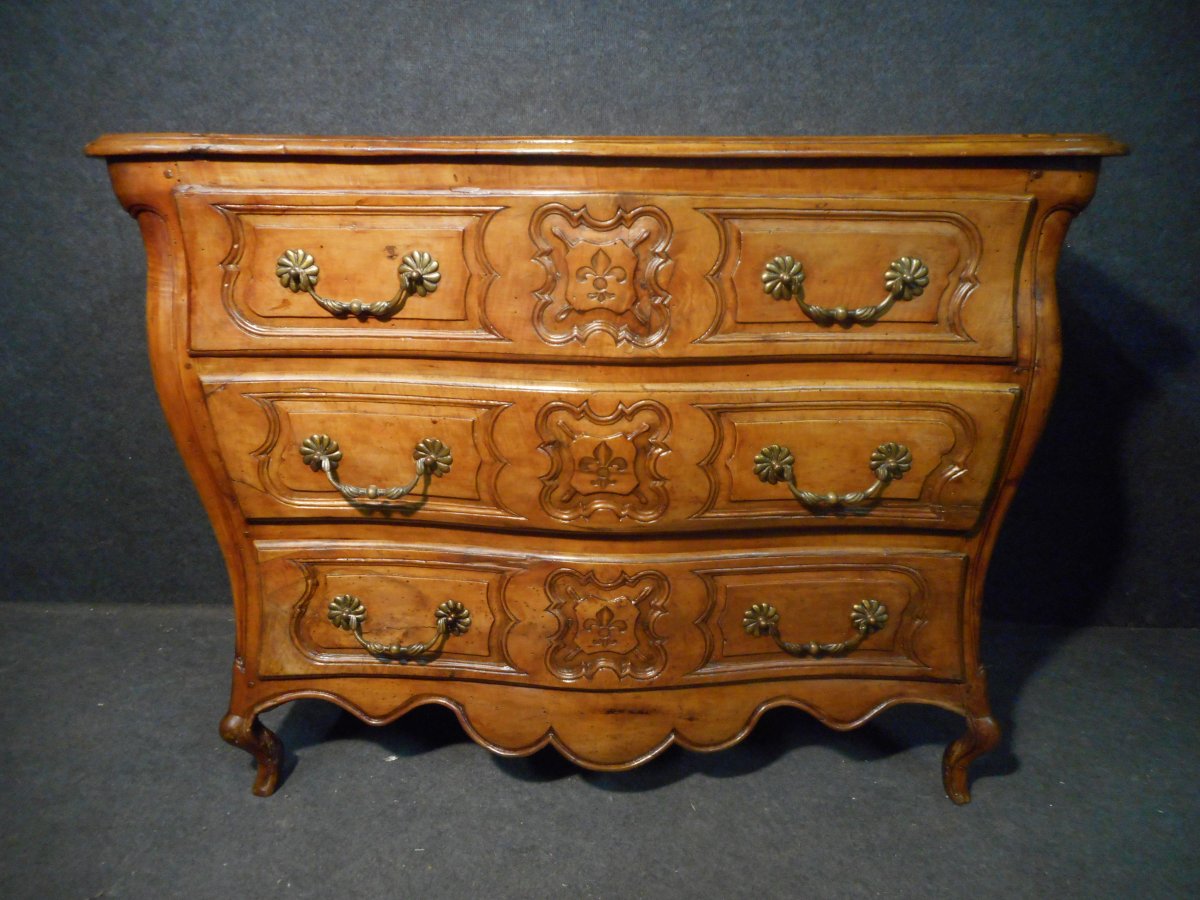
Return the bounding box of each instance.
[93,134,1115,802]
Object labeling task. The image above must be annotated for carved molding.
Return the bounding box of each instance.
[545,568,670,681]
[530,202,673,347]
[537,399,671,524]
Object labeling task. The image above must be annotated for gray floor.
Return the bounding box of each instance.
[1,604,1196,899]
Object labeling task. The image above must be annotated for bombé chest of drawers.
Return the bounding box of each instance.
[88,133,1124,802]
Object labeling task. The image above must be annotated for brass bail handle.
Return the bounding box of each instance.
[299,434,453,504]
[276,248,441,318]
[761,255,929,325]
[753,442,912,509]
[743,599,888,658]
[328,596,472,661]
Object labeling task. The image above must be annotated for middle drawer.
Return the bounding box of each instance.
[202,370,1019,533]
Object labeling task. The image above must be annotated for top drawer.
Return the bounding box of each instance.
[178,190,1030,360]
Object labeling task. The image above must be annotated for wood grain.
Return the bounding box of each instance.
[92,134,1117,803]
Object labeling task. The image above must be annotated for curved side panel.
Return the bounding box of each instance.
[111,161,257,672]
[960,178,1094,678]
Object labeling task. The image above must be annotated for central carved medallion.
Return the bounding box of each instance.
[545,569,670,681]
[530,202,673,346]
[537,399,671,524]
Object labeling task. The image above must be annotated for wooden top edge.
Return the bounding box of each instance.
[86,132,1129,159]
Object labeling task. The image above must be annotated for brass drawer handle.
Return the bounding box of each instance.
[761,255,929,325]
[276,248,440,318]
[300,434,452,503]
[328,596,471,661]
[753,442,912,509]
[743,599,888,657]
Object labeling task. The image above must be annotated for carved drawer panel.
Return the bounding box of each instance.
[697,197,1030,358]
[201,366,1019,533]
[178,188,1028,360]
[691,553,966,680]
[254,540,965,685]
[202,380,518,525]
[257,549,522,677]
[178,192,504,352]
[694,384,1021,530]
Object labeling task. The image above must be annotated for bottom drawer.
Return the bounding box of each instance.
[255,541,967,685]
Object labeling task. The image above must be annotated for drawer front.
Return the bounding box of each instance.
[258,549,522,678]
[698,199,1021,357]
[179,189,1029,360]
[204,371,1019,533]
[256,541,966,684]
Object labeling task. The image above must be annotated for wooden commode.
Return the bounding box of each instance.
[88,133,1125,801]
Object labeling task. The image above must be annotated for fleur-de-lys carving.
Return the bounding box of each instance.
[869,442,913,482]
[300,434,342,471]
[575,248,628,304]
[327,594,366,630]
[434,600,472,635]
[577,440,627,488]
[276,248,319,292]
[583,604,628,648]
[545,569,669,680]
[753,445,795,484]
[742,602,781,637]
[761,255,805,300]
[884,256,930,300]
[531,203,672,347]
[850,598,888,634]
[537,399,670,523]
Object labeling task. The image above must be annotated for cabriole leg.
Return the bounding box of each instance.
[942,714,1000,804]
[942,676,1000,804]
[219,712,283,797]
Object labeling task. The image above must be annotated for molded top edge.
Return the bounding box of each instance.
[86,132,1129,160]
